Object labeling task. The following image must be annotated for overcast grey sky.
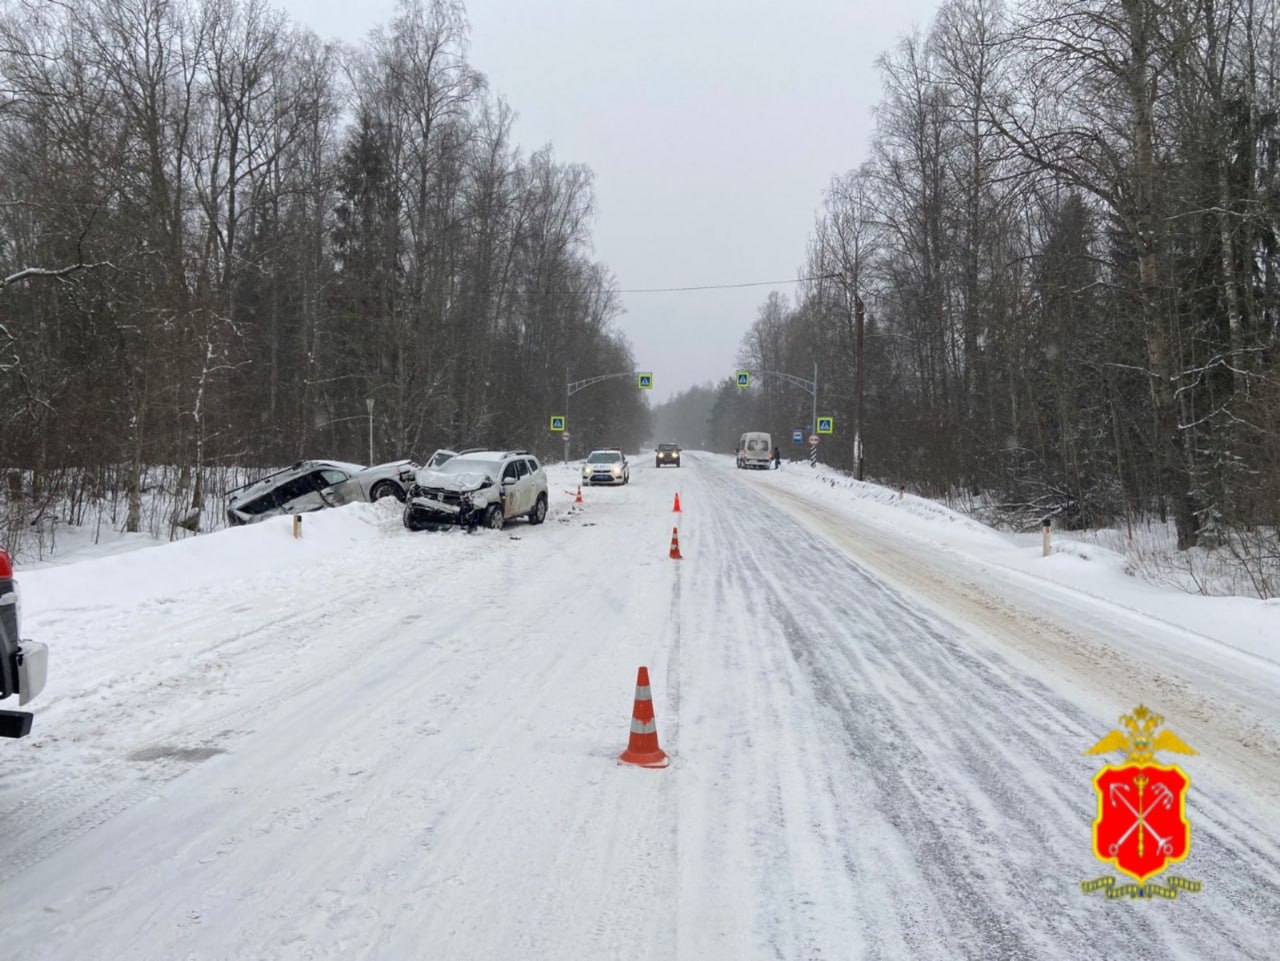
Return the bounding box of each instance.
[280,0,943,403]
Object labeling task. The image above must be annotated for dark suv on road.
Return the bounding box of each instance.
[655,443,681,468]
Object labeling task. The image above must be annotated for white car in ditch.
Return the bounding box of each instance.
[226,459,419,526]
[403,450,549,531]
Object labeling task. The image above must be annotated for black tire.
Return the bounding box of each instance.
[529,494,548,525]
[403,508,431,532]
[656,460,661,468]
[371,480,404,502]
[484,504,504,530]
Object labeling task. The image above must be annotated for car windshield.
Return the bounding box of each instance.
[659,444,677,451]
[438,457,501,476]
[588,451,621,463]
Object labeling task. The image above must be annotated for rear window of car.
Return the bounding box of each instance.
[747,438,769,452]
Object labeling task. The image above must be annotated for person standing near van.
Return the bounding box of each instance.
[773,445,781,469]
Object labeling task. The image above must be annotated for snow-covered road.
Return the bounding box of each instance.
[3,454,1278,960]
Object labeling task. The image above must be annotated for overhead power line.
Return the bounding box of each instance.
[616,273,839,294]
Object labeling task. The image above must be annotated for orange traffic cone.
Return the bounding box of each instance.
[668,527,682,560]
[575,486,583,505]
[672,492,682,512]
[619,666,669,769]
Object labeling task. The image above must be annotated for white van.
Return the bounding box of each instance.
[736,432,773,469]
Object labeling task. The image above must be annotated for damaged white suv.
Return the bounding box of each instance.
[403,450,549,532]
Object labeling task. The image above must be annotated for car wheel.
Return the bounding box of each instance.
[529,494,547,525]
[484,504,504,530]
[404,508,430,532]
[371,480,404,502]
[656,460,660,468]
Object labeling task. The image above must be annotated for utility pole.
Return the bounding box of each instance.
[812,361,818,442]
[854,294,865,481]
[365,397,375,466]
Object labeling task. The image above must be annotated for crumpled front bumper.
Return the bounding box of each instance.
[406,487,498,526]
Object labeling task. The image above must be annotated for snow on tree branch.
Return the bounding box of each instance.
[0,261,113,290]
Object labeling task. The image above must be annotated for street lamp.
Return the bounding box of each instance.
[365,397,374,465]
[854,294,865,481]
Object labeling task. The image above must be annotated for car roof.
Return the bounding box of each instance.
[452,449,533,461]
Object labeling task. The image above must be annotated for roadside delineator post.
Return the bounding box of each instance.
[668,527,682,560]
[1042,517,1052,557]
[292,514,302,538]
[619,666,669,769]
[672,492,682,513]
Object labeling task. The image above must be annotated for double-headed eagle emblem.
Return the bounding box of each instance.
[1084,704,1197,764]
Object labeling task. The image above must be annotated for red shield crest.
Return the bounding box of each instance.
[1092,763,1191,882]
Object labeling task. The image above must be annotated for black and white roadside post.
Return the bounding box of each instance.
[813,418,833,468]
[1042,516,1052,557]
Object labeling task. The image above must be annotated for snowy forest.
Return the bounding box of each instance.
[0,0,647,541]
[665,0,1280,569]
[5,0,1280,581]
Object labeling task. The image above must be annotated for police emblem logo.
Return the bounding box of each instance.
[1082,705,1203,900]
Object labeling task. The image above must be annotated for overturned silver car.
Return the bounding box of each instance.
[226,459,419,526]
[403,450,548,532]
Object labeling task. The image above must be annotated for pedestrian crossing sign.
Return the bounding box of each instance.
[550,415,566,431]
[736,371,751,388]
[637,373,653,390]
[817,417,834,434]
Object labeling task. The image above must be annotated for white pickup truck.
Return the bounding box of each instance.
[1,549,48,738]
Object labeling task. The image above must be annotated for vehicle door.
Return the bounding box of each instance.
[323,468,364,505]
[515,458,536,513]
[499,459,524,518]
[315,468,357,506]
[524,457,544,502]
[276,474,328,515]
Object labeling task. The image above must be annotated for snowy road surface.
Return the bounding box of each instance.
[4,454,1279,960]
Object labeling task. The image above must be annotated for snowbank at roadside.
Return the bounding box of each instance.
[737,455,1280,667]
